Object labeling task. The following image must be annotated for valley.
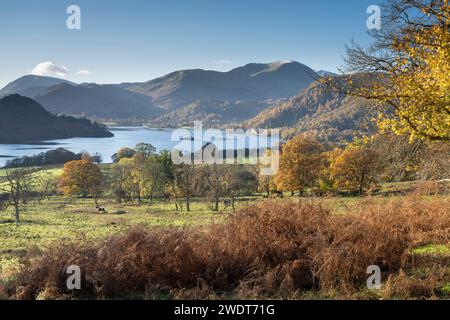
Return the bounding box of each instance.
[0,61,371,144]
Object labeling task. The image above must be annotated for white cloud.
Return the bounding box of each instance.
[77,69,91,76]
[31,61,69,77]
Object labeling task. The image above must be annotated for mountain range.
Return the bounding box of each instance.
[124,61,317,109]
[0,62,373,142]
[0,95,112,143]
[0,61,318,122]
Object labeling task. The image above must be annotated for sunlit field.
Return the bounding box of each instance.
[1,179,448,300]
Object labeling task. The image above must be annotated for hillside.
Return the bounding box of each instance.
[125,61,317,110]
[148,99,272,127]
[0,95,113,143]
[34,83,163,119]
[243,77,378,142]
[0,75,75,98]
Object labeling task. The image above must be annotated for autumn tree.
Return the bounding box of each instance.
[320,147,344,194]
[130,148,165,202]
[201,163,223,211]
[110,159,134,202]
[175,163,196,212]
[274,135,325,195]
[255,149,278,196]
[331,142,381,195]
[80,151,103,164]
[166,173,183,211]
[130,153,148,202]
[342,0,450,141]
[113,157,142,202]
[36,171,59,200]
[223,165,257,212]
[111,147,136,163]
[138,154,166,202]
[134,143,156,159]
[257,172,274,197]
[369,133,426,181]
[199,145,226,211]
[417,141,450,180]
[59,160,104,202]
[154,150,180,208]
[110,149,172,204]
[80,151,94,163]
[0,168,36,223]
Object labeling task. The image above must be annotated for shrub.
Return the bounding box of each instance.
[4,197,449,300]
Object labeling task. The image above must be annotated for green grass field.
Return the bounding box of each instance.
[0,196,230,276]
[1,192,448,278]
[0,191,357,275]
[1,165,448,298]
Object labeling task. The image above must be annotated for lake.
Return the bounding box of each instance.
[0,127,278,167]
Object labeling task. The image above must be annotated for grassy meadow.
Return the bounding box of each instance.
[0,164,449,300]
[0,196,224,275]
[0,174,450,299]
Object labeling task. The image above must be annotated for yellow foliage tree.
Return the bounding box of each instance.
[331,144,380,195]
[378,24,449,140]
[343,0,450,141]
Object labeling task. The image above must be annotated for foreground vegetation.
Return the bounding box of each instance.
[0,191,386,274]
[0,197,226,275]
[0,195,448,300]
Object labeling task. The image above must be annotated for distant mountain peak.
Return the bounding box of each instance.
[270,60,297,67]
[250,60,313,77]
[125,60,318,111]
[0,74,75,98]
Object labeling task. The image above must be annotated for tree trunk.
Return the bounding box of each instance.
[231,196,235,213]
[14,204,20,223]
[359,174,365,195]
[174,192,179,211]
[186,193,190,212]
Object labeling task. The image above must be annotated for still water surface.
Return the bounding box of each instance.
[0,127,276,166]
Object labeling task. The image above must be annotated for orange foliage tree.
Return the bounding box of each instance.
[274,135,325,195]
[59,160,104,201]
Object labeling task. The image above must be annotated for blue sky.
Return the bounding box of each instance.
[0,0,384,87]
